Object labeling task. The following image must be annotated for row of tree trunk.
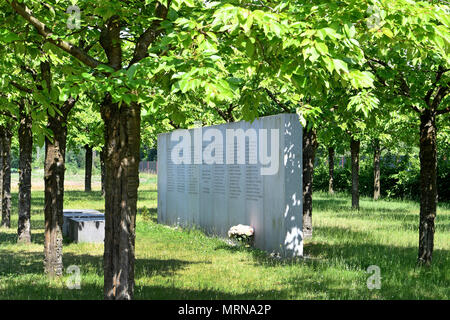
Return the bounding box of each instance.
[0,119,99,233]
[0,101,34,247]
[324,140,382,202]
[303,112,439,266]
[8,0,163,299]
[0,61,84,277]
[302,131,384,236]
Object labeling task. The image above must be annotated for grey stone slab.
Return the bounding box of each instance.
[62,209,103,237]
[157,113,303,257]
[68,217,105,243]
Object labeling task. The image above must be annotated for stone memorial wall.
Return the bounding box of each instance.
[157,113,303,257]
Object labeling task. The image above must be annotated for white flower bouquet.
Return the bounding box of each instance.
[228,224,254,247]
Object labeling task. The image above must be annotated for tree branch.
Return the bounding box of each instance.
[128,0,171,67]
[20,65,38,81]
[433,85,449,113]
[10,81,33,94]
[169,119,180,129]
[264,88,291,113]
[425,66,447,106]
[365,55,421,113]
[366,59,388,87]
[9,0,103,69]
[436,105,450,115]
[62,96,78,115]
[409,105,422,113]
[226,104,235,122]
[40,60,51,93]
[99,16,123,70]
[214,105,235,123]
[0,110,18,121]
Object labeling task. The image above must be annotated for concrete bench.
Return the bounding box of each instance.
[62,209,104,237]
[68,217,105,243]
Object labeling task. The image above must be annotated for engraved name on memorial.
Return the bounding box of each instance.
[157,113,303,257]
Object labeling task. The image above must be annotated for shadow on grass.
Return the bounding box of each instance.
[0,248,207,281]
[63,190,156,202]
[134,285,289,300]
[399,221,450,232]
[214,224,377,265]
[0,245,283,299]
[213,242,317,269]
[0,230,18,243]
[0,227,45,245]
[214,224,449,299]
[306,225,450,280]
[315,202,411,215]
[1,223,449,299]
[0,246,290,299]
[215,224,449,273]
[318,209,450,233]
[0,281,292,300]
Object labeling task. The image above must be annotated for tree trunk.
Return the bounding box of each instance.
[85,145,93,192]
[417,110,437,265]
[373,139,381,200]
[40,58,76,276]
[1,127,12,228]
[0,128,4,228]
[350,137,360,210]
[328,146,334,194]
[43,100,75,276]
[101,95,140,300]
[100,147,106,197]
[302,126,318,239]
[17,102,33,243]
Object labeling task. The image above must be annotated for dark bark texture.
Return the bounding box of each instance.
[373,139,381,201]
[41,58,76,276]
[43,98,76,276]
[350,137,360,210]
[418,110,437,265]
[100,148,106,197]
[101,95,140,300]
[17,102,33,243]
[0,128,4,228]
[1,126,12,228]
[302,126,318,239]
[8,0,167,300]
[85,145,93,192]
[328,147,334,194]
[414,66,449,265]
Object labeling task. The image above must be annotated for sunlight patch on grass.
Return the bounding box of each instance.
[0,176,449,299]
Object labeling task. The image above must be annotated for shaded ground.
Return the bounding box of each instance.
[0,174,448,299]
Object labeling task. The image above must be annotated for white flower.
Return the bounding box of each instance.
[228,224,254,238]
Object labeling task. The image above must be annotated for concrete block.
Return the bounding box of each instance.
[68,217,105,243]
[62,209,103,237]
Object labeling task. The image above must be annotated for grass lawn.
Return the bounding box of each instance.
[0,173,449,299]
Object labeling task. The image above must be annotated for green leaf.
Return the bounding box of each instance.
[333,59,348,75]
[315,42,329,55]
[382,27,394,38]
[127,64,139,82]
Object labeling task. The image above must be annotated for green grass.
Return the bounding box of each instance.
[0,174,449,300]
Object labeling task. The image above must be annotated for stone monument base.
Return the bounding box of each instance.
[68,217,105,243]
